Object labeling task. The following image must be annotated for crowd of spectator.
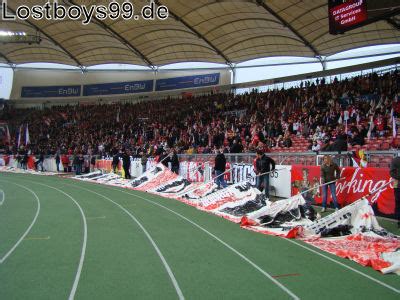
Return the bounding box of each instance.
[1,70,399,157]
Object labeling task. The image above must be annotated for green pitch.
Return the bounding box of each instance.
[0,173,399,300]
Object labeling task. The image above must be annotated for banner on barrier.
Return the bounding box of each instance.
[95,158,155,178]
[291,165,394,215]
[229,164,292,198]
[21,85,81,98]
[178,161,292,198]
[179,161,207,182]
[95,159,117,173]
[155,73,220,91]
[83,80,154,96]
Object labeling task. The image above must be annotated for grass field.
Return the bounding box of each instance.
[0,172,399,300]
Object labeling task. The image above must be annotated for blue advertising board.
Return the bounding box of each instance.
[21,85,81,98]
[83,80,154,96]
[156,73,220,91]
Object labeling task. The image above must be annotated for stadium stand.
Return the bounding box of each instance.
[2,69,399,159]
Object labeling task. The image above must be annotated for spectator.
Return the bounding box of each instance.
[311,141,321,153]
[35,151,45,172]
[230,139,243,153]
[255,149,276,199]
[73,154,81,175]
[112,151,120,173]
[90,155,96,172]
[330,130,348,152]
[78,153,85,174]
[121,149,131,179]
[214,149,227,189]
[320,155,340,212]
[170,150,180,174]
[55,151,61,172]
[140,152,148,174]
[350,130,365,146]
[282,132,293,148]
[159,151,169,167]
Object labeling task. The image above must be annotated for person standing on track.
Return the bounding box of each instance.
[255,149,275,199]
[122,149,131,179]
[21,150,28,170]
[112,150,121,174]
[55,151,61,172]
[36,151,45,172]
[90,155,96,172]
[170,149,180,175]
[390,154,400,228]
[214,149,227,189]
[78,153,85,174]
[73,153,80,175]
[320,155,340,212]
[141,152,148,174]
[159,150,169,167]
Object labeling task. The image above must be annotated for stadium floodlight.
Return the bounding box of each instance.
[0,31,40,44]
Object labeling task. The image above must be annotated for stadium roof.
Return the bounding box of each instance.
[0,0,399,68]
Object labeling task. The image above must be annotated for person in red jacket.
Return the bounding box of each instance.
[61,154,69,172]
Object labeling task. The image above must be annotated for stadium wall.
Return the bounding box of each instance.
[10,68,231,105]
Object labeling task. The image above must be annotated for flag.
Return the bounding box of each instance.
[5,125,10,144]
[393,110,397,138]
[359,150,368,168]
[17,125,22,148]
[352,150,367,168]
[351,157,360,168]
[367,115,374,140]
[344,110,349,121]
[25,124,30,146]
[43,117,51,126]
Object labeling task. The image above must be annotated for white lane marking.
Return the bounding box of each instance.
[0,181,40,264]
[26,181,88,300]
[0,190,4,206]
[67,184,185,300]
[105,186,299,300]
[286,239,400,294]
